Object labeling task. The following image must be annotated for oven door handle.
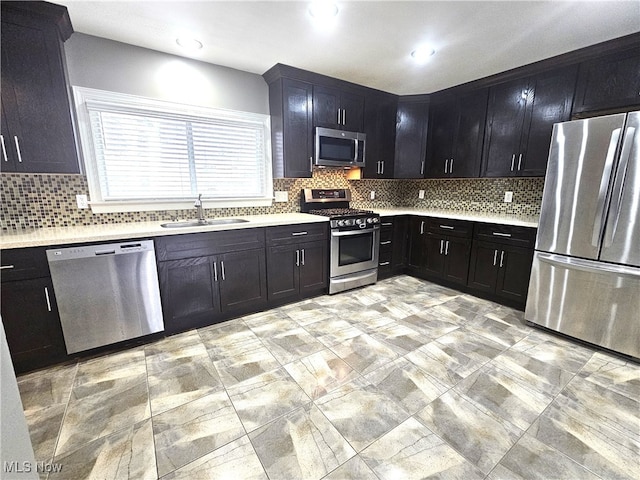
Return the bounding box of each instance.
[331,226,380,237]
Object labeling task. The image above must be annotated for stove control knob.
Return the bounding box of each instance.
[373,217,380,223]
[366,217,373,224]
[337,220,345,227]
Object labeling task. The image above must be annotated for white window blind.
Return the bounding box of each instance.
[73,87,272,212]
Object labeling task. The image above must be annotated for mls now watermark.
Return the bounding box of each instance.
[4,461,63,474]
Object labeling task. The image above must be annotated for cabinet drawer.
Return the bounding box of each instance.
[474,223,536,248]
[266,223,327,246]
[156,227,265,261]
[1,247,50,282]
[425,218,473,238]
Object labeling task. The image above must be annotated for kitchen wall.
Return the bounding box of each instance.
[1,171,542,231]
[0,33,543,232]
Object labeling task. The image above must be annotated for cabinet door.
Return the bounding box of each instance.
[158,257,219,333]
[573,47,640,114]
[0,20,78,173]
[443,237,471,286]
[467,241,500,293]
[299,240,327,296]
[394,99,429,178]
[451,89,488,178]
[218,249,268,314]
[1,100,17,171]
[266,244,299,303]
[340,90,365,131]
[426,99,456,178]
[280,78,313,178]
[1,277,66,373]
[407,218,427,271]
[313,85,341,129]
[423,234,446,278]
[495,245,534,304]
[482,78,529,177]
[363,93,397,178]
[520,66,577,176]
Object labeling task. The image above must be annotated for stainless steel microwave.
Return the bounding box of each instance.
[315,127,366,168]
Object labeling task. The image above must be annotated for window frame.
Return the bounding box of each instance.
[72,86,273,213]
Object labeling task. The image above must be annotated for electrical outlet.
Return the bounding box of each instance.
[76,194,89,209]
[504,191,513,203]
[370,190,375,200]
[274,191,288,202]
[419,190,425,199]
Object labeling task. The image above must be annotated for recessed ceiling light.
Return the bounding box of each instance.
[176,37,203,51]
[411,45,436,63]
[308,1,339,20]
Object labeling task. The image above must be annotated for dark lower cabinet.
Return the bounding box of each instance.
[407,217,472,287]
[1,277,66,373]
[378,216,407,279]
[467,223,536,308]
[266,223,328,304]
[159,248,268,334]
[156,228,268,334]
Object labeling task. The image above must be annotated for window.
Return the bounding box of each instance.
[72,87,272,213]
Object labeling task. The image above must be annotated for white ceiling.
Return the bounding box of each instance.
[56,1,639,95]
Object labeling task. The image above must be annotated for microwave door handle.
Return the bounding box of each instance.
[354,139,359,162]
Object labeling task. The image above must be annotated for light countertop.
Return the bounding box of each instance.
[1,210,538,250]
[373,208,539,228]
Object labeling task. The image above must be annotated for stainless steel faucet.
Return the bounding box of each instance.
[194,194,206,224]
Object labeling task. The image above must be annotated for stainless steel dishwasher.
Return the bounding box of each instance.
[46,240,164,354]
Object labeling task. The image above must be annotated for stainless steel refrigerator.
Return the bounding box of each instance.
[525,111,640,359]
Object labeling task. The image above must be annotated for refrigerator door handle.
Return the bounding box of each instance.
[537,252,640,279]
[591,128,621,247]
[603,126,635,248]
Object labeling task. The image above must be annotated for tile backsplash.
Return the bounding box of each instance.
[1,170,543,231]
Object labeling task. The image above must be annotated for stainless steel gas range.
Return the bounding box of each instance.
[301,188,380,294]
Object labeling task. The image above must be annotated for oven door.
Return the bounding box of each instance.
[330,226,380,277]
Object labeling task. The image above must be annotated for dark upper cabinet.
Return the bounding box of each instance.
[313,85,365,131]
[267,77,314,178]
[1,2,79,173]
[573,46,640,115]
[394,96,430,178]
[426,89,488,178]
[362,92,398,178]
[482,66,577,177]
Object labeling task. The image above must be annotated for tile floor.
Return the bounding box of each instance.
[17,275,640,480]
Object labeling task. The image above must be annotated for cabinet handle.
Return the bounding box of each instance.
[337,109,341,125]
[517,153,523,171]
[420,221,424,235]
[450,158,454,174]
[0,135,7,162]
[510,153,516,171]
[221,261,226,280]
[420,160,425,176]
[292,231,308,236]
[296,249,300,267]
[439,225,454,230]
[499,251,505,268]
[44,286,52,312]
[492,232,512,237]
[379,261,391,266]
[381,161,384,175]
[301,248,305,266]
[445,240,450,256]
[0,265,15,270]
[444,159,448,174]
[310,156,313,173]
[493,249,498,266]
[213,261,218,282]
[380,240,392,245]
[440,239,444,255]
[14,136,23,163]
[381,222,393,226]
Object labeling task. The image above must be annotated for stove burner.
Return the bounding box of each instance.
[308,208,374,218]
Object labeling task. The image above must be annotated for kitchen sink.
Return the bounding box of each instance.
[160,218,249,228]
